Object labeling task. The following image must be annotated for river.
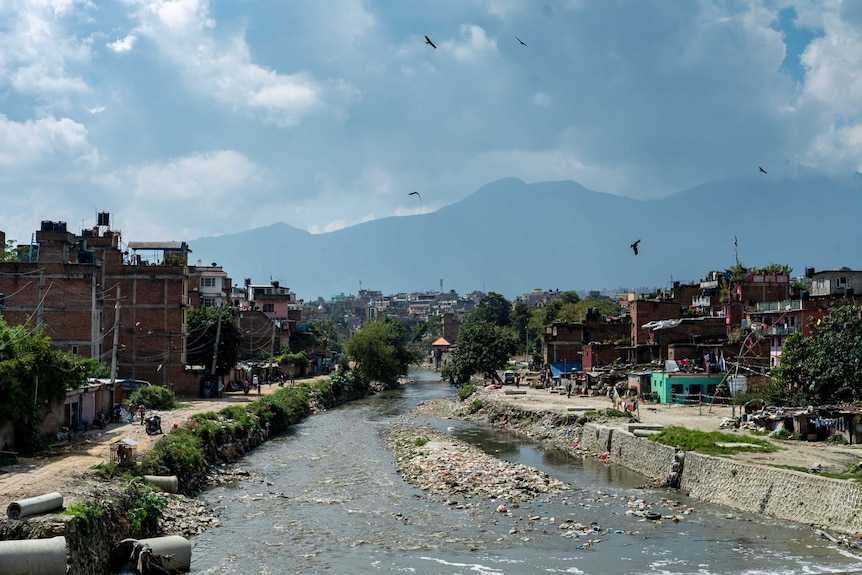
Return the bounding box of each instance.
[189,370,862,574]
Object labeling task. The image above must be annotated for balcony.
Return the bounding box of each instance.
[766,325,799,336]
[754,300,803,313]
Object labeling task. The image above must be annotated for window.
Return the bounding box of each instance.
[71,345,79,355]
[201,297,216,307]
[816,279,825,289]
[263,303,275,313]
[201,277,216,288]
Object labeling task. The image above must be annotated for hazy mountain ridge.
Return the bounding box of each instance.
[192,176,862,300]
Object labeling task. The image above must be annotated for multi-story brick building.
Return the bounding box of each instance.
[0,215,198,395]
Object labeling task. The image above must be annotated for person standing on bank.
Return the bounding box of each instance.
[139,403,146,425]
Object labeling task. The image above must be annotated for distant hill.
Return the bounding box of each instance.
[191,176,862,300]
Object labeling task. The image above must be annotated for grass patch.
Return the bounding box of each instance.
[583,410,598,417]
[605,408,631,418]
[649,425,778,456]
[469,398,483,414]
[820,462,862,482]
[413,437,429,447]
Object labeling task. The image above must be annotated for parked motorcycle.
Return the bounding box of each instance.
[145,415,163,435]
[93,410,108,429]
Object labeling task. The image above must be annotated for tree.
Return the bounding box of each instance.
[510,301,532,354]
[466,292,512,327]
[441,318,518,386]
[346,319,418,385]
[771,305,862,404]
[0,317,94,453]
[412,314,443,344]
[186,307,242,375]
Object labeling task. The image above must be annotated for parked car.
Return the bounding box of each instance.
[504,371,516,385]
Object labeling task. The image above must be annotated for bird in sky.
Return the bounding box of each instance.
[516,36,528,47]
[759,166,767,174]
[424,35,436,49]
[630,239,641,255]
[408,191,421,201]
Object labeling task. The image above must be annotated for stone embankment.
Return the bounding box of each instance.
[421,393,862,543]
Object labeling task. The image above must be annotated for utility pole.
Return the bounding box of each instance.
[210,313,222,376]
[268,319,277,383]
[110,285,121,397]
[36,272,45,331]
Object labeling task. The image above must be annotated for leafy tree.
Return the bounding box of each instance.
[311,319,341,353]
[186,307,242,375]
[412,314,443,344]
[0,317,93,453]
[345,319,418,385]
[771,305,862,404]
[762,263,792,275]
[1,239,17,262]
[767,332,810,404]
[510,301,531,353]
[441,318,518,386]
[466,292,512,327]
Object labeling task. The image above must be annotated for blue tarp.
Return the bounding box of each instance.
[549,362,582,377]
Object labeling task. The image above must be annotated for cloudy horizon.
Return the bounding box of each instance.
[1,1,860,247]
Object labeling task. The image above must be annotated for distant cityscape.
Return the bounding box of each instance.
[0,213,855,408]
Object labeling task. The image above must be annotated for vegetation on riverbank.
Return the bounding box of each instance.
[649,425,778,456]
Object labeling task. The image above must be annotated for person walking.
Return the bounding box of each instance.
[139,403,146,425]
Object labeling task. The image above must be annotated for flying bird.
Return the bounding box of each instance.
[516,36,527,47]
[630,239,641,256]
[424,35,436,49]
[408,191,421,201]
[758,166,767,174]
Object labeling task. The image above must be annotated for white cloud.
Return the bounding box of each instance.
[107,35,137,53]
[0,2,93,100]
[124,0,349,126]
[444,25,498,64]
[97,150,262,202]
[532,92,551,107]
[0,114,98,168]
[88,105,105,114]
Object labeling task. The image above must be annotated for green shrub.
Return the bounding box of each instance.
[469,398,483,414]
[130,386,181,410]
[605,408,631,418]
[826,434,849,445]
[413,437,429,447]
[64,500,107,527]
[457,384,476,401]
[126,482,166,536]
[140,429,204,485]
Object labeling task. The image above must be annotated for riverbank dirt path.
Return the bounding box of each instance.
[0,379,327,506]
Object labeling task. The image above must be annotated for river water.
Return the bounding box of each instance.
[190,371,862,574]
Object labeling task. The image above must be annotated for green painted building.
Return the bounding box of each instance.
[649,372,727,404]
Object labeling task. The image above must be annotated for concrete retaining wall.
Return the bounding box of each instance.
[578,422,862,535]
[578,423,677,483]
[682,452,862,534]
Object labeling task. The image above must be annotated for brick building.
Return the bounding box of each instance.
[0,215,199,396]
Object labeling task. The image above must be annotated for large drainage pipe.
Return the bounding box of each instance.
[0,536,67,575]
[6,492,64,519]
[143,475,178,493]
[137,535,191,572]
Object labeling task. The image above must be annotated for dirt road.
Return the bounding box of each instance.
[0,381,318,505]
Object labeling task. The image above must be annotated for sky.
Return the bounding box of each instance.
[1,0,861,248]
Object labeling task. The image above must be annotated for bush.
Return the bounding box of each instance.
[126,481,166,536]
[457,384,476,401]
[826,434,849,445]
[140,429,204,486]
[129,386,181,410]
[650,425,777,456]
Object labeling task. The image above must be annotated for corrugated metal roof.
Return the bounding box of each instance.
[128,241,188,251]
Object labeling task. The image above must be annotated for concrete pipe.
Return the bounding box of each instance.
[6,492,64,519]
[142,475,179,493]
[137,535,191,572]
[0,535,67,575]
[633,429,661,438]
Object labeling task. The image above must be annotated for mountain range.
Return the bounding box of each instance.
[191,176,862,301]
